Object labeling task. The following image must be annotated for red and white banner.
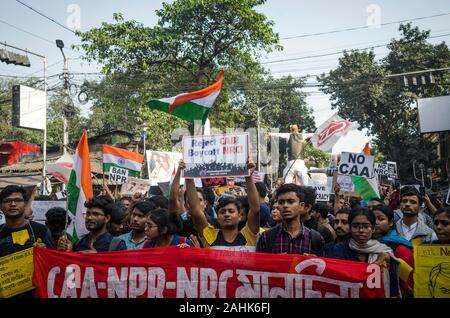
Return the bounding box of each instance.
[33,247,385,298]
[310,114,359,152]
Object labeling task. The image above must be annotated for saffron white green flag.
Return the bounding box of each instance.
[147,70,224,123]
[67,131,93,242]
[102,144,144,178]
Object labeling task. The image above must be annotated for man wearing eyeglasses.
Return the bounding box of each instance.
[71,196,125,252]
[0,185,54,258]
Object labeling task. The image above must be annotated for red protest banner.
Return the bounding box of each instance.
[32,247,385,298]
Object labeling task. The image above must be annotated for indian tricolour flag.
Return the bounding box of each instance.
[351,143,380,201]
[67,131,93,242]
[102,145,144,177]
[147,70,224,123]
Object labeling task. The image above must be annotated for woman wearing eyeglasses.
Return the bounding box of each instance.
[329,207,400,298]
[432,207,450,244]
[143,209,197,248]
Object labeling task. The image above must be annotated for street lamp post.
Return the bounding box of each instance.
[56,39,69,155]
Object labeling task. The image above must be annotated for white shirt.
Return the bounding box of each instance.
[401,220,418,241]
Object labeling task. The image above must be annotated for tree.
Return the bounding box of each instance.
[318,23,450,182]
[76,0,282,147]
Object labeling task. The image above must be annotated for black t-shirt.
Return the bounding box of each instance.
[304,218,333,244]
[0,221,54,257]
[74,231,114,252]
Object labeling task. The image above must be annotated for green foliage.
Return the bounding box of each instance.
[318,23,450,182]
[75,0,317,153]
[303,143,330,168]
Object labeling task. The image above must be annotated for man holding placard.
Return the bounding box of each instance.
[183,159,260,249]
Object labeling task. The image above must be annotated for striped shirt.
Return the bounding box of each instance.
[257,223,322,255]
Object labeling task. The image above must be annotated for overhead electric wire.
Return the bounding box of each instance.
[263,33,450,65]
[15,0,76,34]
[281,12,450,40]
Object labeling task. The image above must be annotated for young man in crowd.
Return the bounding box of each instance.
[110,201,155,250]
[256,183,324,256]
[61,196,125,252]
[0,185,54,297]
[107,203,129,237]
[0,185,53,257]
[185,160,260,248]
[396,188,436,244]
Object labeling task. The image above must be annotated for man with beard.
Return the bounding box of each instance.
[396,189,436,244]
[110,201,155,250]
[256,183,324,256]
[72,196,125,252]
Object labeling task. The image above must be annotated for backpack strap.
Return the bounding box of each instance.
[109,237,124,251]
[309,229,324,256]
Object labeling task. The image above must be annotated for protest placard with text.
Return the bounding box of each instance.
[338,152,374,178]
[182,133,249,178]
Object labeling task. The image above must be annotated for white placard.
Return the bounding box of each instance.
[374,161,398,179]
[120,177,152,196]
[182,133,249,178]
[147,151,182,186]
[109,166,129,184]
[337,175,355,192]
[338,152,374,178]
[312,185,331,202]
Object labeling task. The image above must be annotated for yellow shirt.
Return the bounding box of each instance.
[200,223,258,248]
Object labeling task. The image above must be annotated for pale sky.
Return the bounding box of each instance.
[1,0,449,153]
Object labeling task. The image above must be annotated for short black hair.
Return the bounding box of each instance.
[84,196,114,216]
[369,197,383,204]
[276,184,305,203]
[313,202,329,219]
[301,186,316,208]
[217,196,242,212]
[134,201,156,216]
[146,195,169,209]
[236,196,249,215]
[0,185,28,203]
[202,187,216,206]
[400,188,423,206]
[149,208,181,236]
[349,196,361,209]
[434,206,450,219]
[45,207,71,232]
[255,182,267,198]
[336,208,351,216]
[348,207,376,227]
[183,187,206,203]
[372,204,394,222]
[109,203,127,224]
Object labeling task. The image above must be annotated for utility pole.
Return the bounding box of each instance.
[56,40,69,155]
[256,104,268,172]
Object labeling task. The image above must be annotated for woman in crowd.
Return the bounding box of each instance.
[143,208,195,248]
[372,204,414,297]
[330,207,400,297]
[432,206,450,244]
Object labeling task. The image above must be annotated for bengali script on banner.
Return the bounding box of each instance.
[32,247,385,298]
